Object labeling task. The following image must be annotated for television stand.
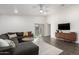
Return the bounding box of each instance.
[55,32,77,42]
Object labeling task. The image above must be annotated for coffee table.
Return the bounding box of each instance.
[22,37,34,42]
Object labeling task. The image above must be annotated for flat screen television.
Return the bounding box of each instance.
[58,23,70,30]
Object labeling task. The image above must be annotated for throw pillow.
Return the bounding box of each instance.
[28,32,32,36]
[5,39,16,48]
[8,34,17,39]
[0,39,9,47]
[23,32,28,37]
[16,32,23,36]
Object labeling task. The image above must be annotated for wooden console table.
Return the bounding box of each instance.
[55,32,77,42]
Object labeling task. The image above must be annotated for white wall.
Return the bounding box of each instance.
[0,15,45,35]
[43,16,51,36]
[47,5,79,43]
[44,24,50,36]
[47,15,60,38]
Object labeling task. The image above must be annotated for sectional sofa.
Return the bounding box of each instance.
[0,32,39,55]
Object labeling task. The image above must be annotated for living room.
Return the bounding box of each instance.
[0,4,52,55]
[1,4,79,55]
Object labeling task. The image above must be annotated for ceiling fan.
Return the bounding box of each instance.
[39,4,47,15]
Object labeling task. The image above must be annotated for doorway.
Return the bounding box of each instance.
[35,24,51,37]
[35,24,44,37]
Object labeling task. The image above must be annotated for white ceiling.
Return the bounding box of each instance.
[0,4,77,16]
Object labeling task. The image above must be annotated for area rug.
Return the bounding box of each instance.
[33,36,63,55]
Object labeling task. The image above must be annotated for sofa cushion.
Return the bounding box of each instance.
[10,38,19,47]
[0,33,9,39]
[0,39,10,47]
[5,39,16,48]
[16,32,24,43]
[8,34,17,39]
[16,32,23,37]
[8,32,16,35]
[13,42,39,55]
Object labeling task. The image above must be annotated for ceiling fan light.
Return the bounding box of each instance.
[40,10,43,13]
